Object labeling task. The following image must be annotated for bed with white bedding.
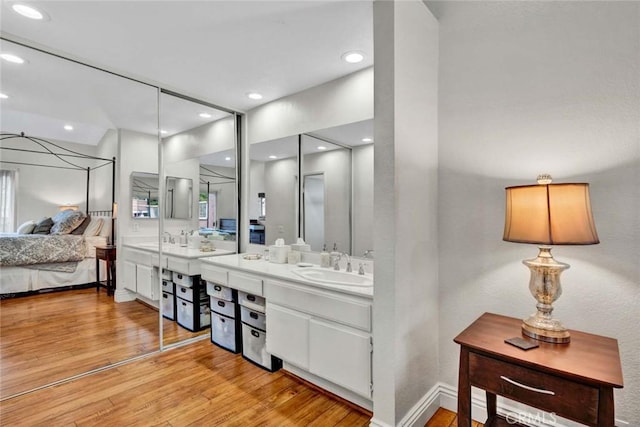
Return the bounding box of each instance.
[0,213,110,297]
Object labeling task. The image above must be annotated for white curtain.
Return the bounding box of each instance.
[0,169,17,233]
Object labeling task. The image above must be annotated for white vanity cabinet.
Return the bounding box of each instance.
[264,279,373,400]
[121,247,159,301]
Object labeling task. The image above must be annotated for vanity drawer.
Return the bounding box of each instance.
[124,248,152,266]
[167,257,200,276]
[265,280,371,332]
[229,271,263,295]
[238,291,266,313]
[241,305,266,331]
[469,352,599,426]
[201,264,228,286]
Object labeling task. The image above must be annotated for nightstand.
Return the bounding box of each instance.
[454,313,623,427]
[95,245,117,296]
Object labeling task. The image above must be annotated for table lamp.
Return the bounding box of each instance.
[503,175,599,343]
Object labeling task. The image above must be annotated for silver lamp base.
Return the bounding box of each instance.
[521,246,571,344]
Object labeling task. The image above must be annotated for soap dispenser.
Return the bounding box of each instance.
[320,244,331,268]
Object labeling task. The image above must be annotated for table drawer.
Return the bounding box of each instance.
[469,352,598,425]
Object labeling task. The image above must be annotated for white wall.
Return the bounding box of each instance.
[352,144,374,256]
[434,2,640,423]
[372,1,439,425]
[0,134,102,226]
[263,157,297,246]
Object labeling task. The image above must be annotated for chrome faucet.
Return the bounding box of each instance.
[358,262,366,275]
[163,232,175,244]
[342,252,352,273]
[364,249,375,259]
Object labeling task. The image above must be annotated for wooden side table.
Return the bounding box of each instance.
[454,313,623,427]
[95,245,117,296]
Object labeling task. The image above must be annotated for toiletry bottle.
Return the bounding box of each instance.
[320,244,331,268]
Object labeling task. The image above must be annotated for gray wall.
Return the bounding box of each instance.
[434,1,640,423]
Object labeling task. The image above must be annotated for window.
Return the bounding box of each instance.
[0,169,17,233]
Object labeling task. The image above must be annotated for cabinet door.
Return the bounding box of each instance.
[123,260,137,293]
[309,319,371,398]
[136,264,156,300]
[265,303,310,370]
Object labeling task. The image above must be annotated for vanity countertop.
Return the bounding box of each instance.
[200,254,373,298]
[123,242,235,259]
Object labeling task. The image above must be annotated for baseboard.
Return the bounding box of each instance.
[114,288,136,302]
[398,382,441,426]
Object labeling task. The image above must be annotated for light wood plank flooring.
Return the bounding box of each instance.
[0,288,159,398]
[0,338,372,426]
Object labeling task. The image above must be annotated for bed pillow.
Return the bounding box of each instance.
[70,215,91,235]
[51,210,86,235]
[99,218,112,238]
[83,217,104,237]
[17,220,37,234]
[32,217,54,234]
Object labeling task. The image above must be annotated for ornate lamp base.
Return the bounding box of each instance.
[521,246,571,344]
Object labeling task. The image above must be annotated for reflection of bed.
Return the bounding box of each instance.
[0,212,111,297]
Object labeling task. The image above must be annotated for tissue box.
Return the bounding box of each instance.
[290,243,311,252]
[269,245,290,264]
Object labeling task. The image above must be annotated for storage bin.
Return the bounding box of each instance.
[241,323,281,372]
[177,299,211,332]
[238,291,265,313]
[207,282,234,301]
[210,296,237,318]
[176,284,207,303]
[162,279,174,294]
[173,272,194,287]
[162,269,173,281]
[210,312,241,353]
[162,291,175,320]
[240,305,266,332]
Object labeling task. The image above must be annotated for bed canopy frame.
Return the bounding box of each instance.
[0,132,116,241]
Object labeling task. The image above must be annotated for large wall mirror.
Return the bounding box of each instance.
[0,39,160,399]
[131,172,159,218]
[159,91,238,348]
[248,119,373,256]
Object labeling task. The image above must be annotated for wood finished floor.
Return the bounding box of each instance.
[0,338,372,426]
[0,288,160,398]
[425,408,484,427]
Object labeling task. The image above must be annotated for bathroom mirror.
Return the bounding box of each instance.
[0,38,160,399]
[165,176,193,219]
[160,91,238,348]
[131,172,159,218]
[248,119,373,255]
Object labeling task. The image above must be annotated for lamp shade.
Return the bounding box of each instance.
[503,183,599,245]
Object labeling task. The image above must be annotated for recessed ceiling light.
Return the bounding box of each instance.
[342,51,364,64]
[247,92,263,100]
[225,157,232,161]
[12,3,46,20]
[199,112,212,118]
[362,137,373,143]
[317,146,327,150]
[160,130,168,135]
[268,155,277,159]
[1,53,25,64]
[0,93,8,99]
[64,125,73,131]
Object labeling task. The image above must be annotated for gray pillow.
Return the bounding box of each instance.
[32,217,54,234]
[71,215,91,235]
[51,210,86,235]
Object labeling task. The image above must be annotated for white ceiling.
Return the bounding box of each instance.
[0,1,373,145]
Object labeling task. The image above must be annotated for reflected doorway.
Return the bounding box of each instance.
[303,173,325,251]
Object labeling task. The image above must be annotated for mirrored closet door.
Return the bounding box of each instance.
[158,91,239,348]
[0,38,161,399]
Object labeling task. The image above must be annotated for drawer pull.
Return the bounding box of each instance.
[500,376,555,395]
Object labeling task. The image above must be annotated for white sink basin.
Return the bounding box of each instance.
[292,267,373,287]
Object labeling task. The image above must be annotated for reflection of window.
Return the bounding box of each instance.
[199,201,208,220]
[0,169,17,233]
[259,192,266,218]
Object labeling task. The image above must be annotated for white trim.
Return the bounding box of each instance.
[369,417,393,427]
[398,382,441,427]
[114,288,136,302]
